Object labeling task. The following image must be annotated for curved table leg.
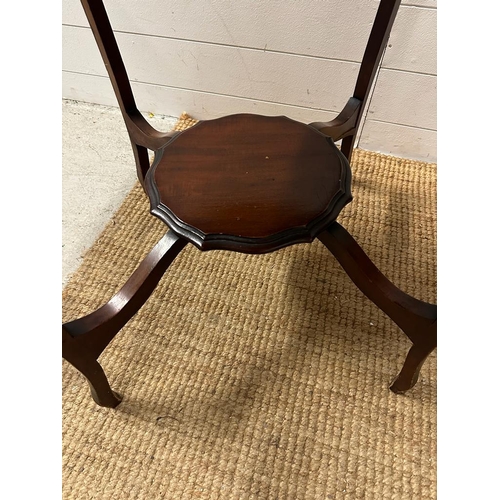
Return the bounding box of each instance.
[318,222,436,393]
[62,231,188,407]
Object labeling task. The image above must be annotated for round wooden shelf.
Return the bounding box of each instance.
[145,114,352,253]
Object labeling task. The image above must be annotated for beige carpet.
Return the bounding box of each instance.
[62,114,437,499]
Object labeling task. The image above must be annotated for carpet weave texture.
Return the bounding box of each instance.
[62,113,437,499]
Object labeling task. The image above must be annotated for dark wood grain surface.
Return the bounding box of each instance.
[146,114,352,252]
[64,0,435,407]
[319,222,437,393]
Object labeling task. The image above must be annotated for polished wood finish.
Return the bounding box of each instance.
[310,0,401,161]
[145,114,352,253]
[80,0,401,171]
[63,0,436,407]
[80,0,178,183]
[309,97,362,143]
[63,231,187,406]
[318,223,436,392]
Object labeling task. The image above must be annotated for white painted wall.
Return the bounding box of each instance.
[62,0,436,161]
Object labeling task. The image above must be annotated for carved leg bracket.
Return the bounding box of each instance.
[62,231,187,407]
[318,222,437,393]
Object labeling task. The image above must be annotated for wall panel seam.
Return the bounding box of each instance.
[63,24,363,65]
[63,24,435,77]
[62,70,343,114]
[366,118,437,132]
[379,66,436,77]
[400,3,437,10]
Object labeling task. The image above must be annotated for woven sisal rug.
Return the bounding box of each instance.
[62,113,437,499]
